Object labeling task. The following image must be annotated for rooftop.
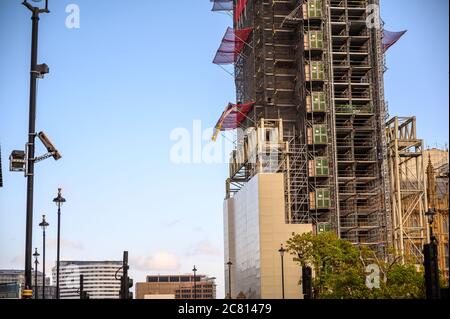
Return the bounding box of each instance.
[0,269,44,276]
[58,261,121,266]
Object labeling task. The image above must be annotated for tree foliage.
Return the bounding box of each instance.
[286,232,425,299]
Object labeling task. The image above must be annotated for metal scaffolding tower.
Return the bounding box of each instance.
[386,116,427,264]
[217,0,391,256]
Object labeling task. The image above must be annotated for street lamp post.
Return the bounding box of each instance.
[21,0,50,298]
[424,209,441,299]
[38,214,49,299]
[53,188,66,299]
[33,248,40,299]
[278,244,286,299]
[226,260,232,299]
[192,265,197,300]
[79,274,84,299]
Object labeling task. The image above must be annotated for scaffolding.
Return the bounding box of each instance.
[226,118,310,223]
[426,150,449,279]
[216,0,391,255]
[386,116,427,264]
[320,0,387,254]
[226,0,314,225]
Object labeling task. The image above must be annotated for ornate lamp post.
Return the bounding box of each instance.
[38,214,49,299]
[33,248,40,299]
[192,265,197,299]
[53,188,66,299]
[226,260,232,299]
[278,244,286,299]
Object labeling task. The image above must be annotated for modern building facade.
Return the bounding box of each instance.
[225,174,313,299]
[0,269,50,286]
[0,283,21,299]
[34,285,57,299]
[212,0,392,298]
[0,270,55,299]
[136,275,216,299]
[52,261,122,299]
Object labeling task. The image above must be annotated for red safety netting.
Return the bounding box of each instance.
[234,0,248,23]
[213,27,253,65]
[212,102,255,140]
[210,0,233,11]
[382,30,407,52]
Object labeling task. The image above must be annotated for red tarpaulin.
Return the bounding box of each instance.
[234,0,249,23]
[382,30,407,52]
[210,0,233,11]
[212,102,255,141]
[213,27,253,65]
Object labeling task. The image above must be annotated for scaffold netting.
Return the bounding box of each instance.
[382,30,407,52]
[210,0,233,11]
[234,0,248,23]
[213,27,253,65]
[212,102,255,141]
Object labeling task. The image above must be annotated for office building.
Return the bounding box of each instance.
[0,269,55,299]
[136,275,216,299]
[52,261,122,299]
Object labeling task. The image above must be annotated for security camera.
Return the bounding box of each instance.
[35,63,50,77]
[9,150,27,172]
[38,131,62,160]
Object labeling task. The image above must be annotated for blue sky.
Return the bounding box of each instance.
[0,1,448,298]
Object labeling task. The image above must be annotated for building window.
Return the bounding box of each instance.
[315,157,329,176]
[317,222,332,233]
[158,276,169,282]
[306,61,324,81]
[313,125,328,144]
[307,0,322,18]
[307,92,327,113]
[316,188,331,209]
[306,31,323,49]
[445,244,449,270]
[442,217,448,234]
[311,92,326,112]
[169,276,180,282]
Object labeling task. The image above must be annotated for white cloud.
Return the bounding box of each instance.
[164,220,180,227]
[47,239,84,251]
[187,241,221,257]
[131,252,180,272]
[193,226,204,232]
[10,255,24,266]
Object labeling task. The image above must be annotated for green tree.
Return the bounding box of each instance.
[286,232,425,299]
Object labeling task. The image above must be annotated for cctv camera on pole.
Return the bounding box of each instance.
[11,0,52,298]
